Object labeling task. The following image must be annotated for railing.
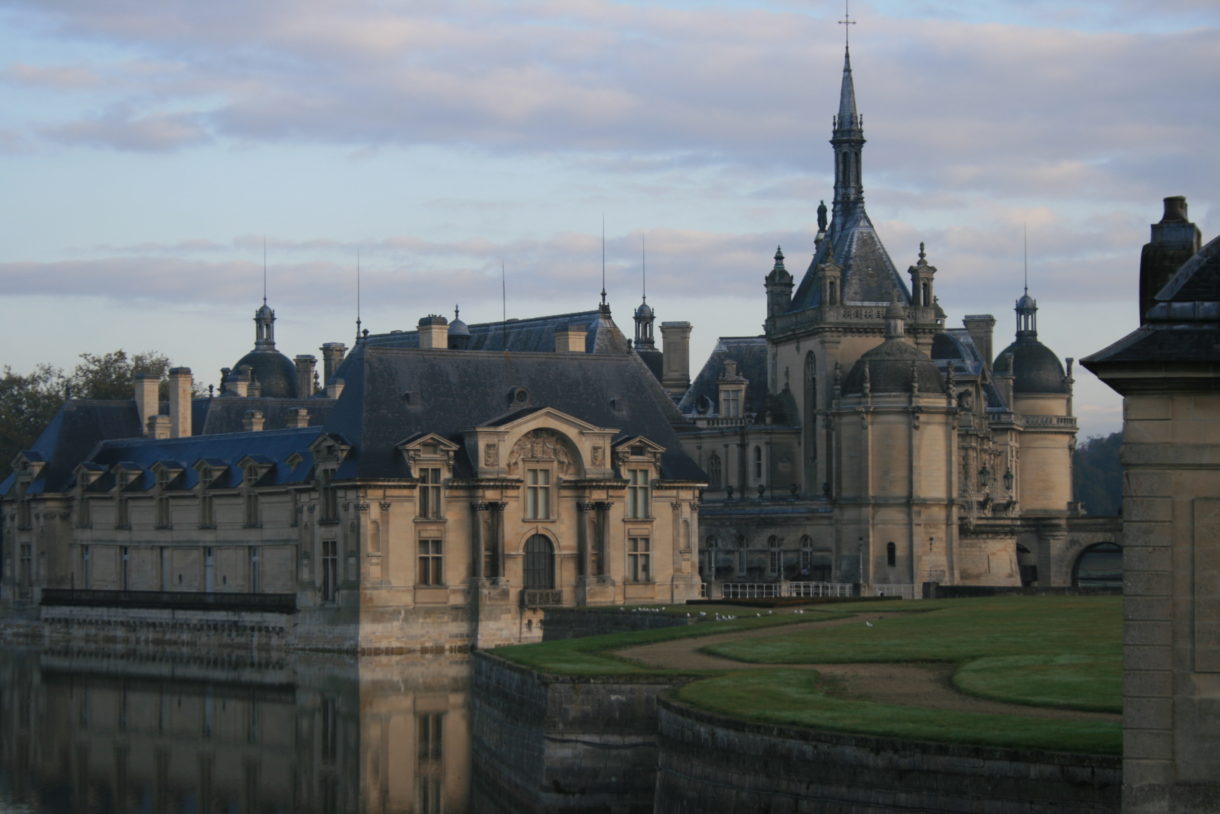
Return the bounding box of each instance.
[520,589,564,608]
[861,583,920,600]
[40,589,296,613]
[718,582,858,600]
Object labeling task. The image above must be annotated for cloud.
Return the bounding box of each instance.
[42,106,211,151]
[4,62,100,88]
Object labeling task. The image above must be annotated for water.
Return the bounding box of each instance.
[0,647,474,814]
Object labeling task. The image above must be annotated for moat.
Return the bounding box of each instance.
[0,647,481,814]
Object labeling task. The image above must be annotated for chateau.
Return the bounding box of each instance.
[673,43,1119,594]
[0,40,1119,652]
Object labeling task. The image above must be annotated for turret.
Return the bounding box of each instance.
[765,246,793,318]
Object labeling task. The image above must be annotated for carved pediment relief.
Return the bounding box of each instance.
[505,428,581,478]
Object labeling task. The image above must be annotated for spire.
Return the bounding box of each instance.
[830,4,866,234]
[633,234,655,349]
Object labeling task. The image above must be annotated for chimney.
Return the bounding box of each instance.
[962,315,996,372]
[327,378,345,400]
[294,355,317,397]
[321,342,347,384]
[289,407,310,428]
[418,315,449,349]
[554,323,587,353]
[660,321,692,398]
[168,367,192,438]
[226,366,251,398]
[242,409,265,432]
[1139,196,1202,323]
[148,414,172,440]
[134,373,159,436]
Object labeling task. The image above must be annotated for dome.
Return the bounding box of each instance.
[993,339,1067,395]
[634,300,654,319]
[842,338,944,396]
[231,349,298,398]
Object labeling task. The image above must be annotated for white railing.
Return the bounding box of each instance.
[786,581,855,598]
[715,581,859,600]
[721,582,780,599]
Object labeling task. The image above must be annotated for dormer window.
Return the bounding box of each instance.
[397,434,458,522]
[418,467,443,519]
[244,465,261,528]
[626,469,651,519]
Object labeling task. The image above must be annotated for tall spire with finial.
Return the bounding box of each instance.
[355,250,363,343]
[1016,226,1038,339]
[255,240,276,349]
[633,233,655,349]
[599,215,609,314]
[830,0,865,234]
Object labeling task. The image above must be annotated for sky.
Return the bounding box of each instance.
[1,0,1217,440]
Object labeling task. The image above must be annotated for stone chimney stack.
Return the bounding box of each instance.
[243,409,265,432]
[1139,196,1202,323]
[227,369,250,398]
[326,378,345,400]
[148,414,172,440]
[963,315,996,372]
[134,373,159,436]
[554,324,587,352]
[288,407,310,428]
[294,355,317,397]
[660,321,692,398]
[418,315,449,349]
[168,367,192,438]
[321,342,347,384]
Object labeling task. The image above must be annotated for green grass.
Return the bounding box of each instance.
[494,608,849,675]
[675,669,1121,754]
[492,596,1122,753]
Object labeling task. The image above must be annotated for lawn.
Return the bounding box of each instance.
[491,595,1122,754]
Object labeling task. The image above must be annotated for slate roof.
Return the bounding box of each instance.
[932,330,1008,409]
[199,397,334,435]
[994,338,1067,395]
[324,344,703,482]
[1,400,142,495]
[678,337,770,418]
[842,338,944,396]
[1084,233,1220,370]
[789,208,912,311]
[354,308,630,357]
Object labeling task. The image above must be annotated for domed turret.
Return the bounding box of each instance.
[842,301,943,395]
[993,289,1067,395]
[448,305,471,349]
[231,301,298,398]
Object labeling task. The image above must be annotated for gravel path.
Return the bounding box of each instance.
[616,613,1118,723]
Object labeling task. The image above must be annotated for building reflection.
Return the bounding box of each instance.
[0,648,470,814]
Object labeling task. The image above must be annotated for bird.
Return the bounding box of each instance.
[865,620,874,628]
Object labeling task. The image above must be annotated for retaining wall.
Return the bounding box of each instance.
[653,696,1121,813]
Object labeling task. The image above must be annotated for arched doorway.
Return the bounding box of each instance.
[523,535,555,590]
[1072,542,1121,588]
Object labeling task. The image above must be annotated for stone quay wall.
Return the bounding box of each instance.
[470,651,670,813]
[653,696,1121,814]
[541,607,695,641]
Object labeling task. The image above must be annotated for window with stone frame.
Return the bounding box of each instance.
[318,469,339,524]
[321,540,338,601]
[626,468,651,519]
[249,546,261,593]
[18,543,32,587]
[627,536,651,582]
[417,539,444,586]
[155,468,175,529]
[76,493,91,529]
[114,471,132,529]
[525,468,552,521]
[418,467,443,519]
[706,452,722,489]
[768,535,783,576]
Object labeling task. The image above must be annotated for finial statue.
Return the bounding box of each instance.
[817,200,828,233]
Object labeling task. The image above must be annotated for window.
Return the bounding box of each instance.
[418,539,443,586]
[249,547,260,593]
[418,467,443,519]
[77,494,91,529]
[15,483,31,530]
[156,469,173,529]
[707,453,722,489]
[121,546,129,591]
[321,540,338,601]
[722,389,741,417]
[627,536,651,583]
[525,468,552,520]
[199,491,215,528]
[418,712,443,761]
[626,469,650,519]
[800,535,813,572]
[244,468,260,528]
[417,713,444,814]
[523,535,554,589]
[319,470,339,523]
[886,542,897,568]
[80,545,91,589]
[115,474,130,529]
[768,536,782,576]
[753,446,763,480]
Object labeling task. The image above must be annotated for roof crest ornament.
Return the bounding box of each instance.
[839,0,856,48]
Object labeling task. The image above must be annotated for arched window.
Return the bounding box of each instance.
[523,535,555,590]
[1072,542,1121,588]
[707,453,722,489]
[886,542,897,568]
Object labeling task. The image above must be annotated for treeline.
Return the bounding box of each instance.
[0,350,171,479]
[1073,431,1123,517]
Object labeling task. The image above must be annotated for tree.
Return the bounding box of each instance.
[0,363,68,476]
[68,350,171,401]
[0,350,177,480]
[1073,432,1123,517]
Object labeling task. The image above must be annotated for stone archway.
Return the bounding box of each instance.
[1071,542,1121,588]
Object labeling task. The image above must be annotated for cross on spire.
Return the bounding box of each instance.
[838,0,855,47]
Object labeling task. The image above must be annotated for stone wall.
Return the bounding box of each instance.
[654,697,1121,813]
[470,651,668,813]
[540,607,694,641]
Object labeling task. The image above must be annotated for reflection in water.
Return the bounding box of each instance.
[0,648,471,814]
